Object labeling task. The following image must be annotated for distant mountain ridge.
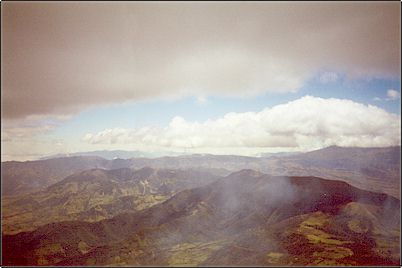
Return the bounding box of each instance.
[40,150,303,160]
[39,150,185,160]
[2,146,400,197]
[1,156,108,196]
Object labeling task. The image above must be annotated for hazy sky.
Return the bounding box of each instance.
[1,1,401,161]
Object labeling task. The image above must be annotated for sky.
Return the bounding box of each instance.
[1,1,401,161]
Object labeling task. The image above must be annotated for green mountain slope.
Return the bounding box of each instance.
[3,171,399,266]
[1,156,109,196]
[2,167,221,234]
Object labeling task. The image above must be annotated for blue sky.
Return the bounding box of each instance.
[53,73,400,143]
[32,70,400,161]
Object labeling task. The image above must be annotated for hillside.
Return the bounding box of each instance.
[3,171,399,266]
[1,156,109,196]
[277,146,401,198]
[2,167,222,234]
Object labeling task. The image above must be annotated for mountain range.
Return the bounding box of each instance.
[1,146,400,266]
[39,150,185,160]
[3,146,400,197]
[3,170,399,266]
[2,167,221,234]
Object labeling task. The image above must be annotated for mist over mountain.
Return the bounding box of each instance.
[3,172,399,266]
[1,147,400,266]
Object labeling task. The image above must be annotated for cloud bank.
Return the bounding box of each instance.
[2,2,400,120]
[83,96,401,152]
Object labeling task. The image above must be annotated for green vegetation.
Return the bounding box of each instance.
[302,211,328,227]
[266,252,285,264]
[285,212,360,265]
[306,233,350,246]
[2,171,400,267]
[78,241,91,254]
[347,219,369,233]
[313,247,353,260]
[134,194,169,210]
[34,243,65,265]
[298,213,352,246]
[167,240,227,266]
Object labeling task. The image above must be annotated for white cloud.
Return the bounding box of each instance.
[1,117,72,161]
[1,125,55,142]
[1,139,67,162]
[83,96,401,153]
[386,89,400,100]
[319,72,339,84]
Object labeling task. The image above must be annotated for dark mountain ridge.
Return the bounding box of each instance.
[3,171,399,266]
